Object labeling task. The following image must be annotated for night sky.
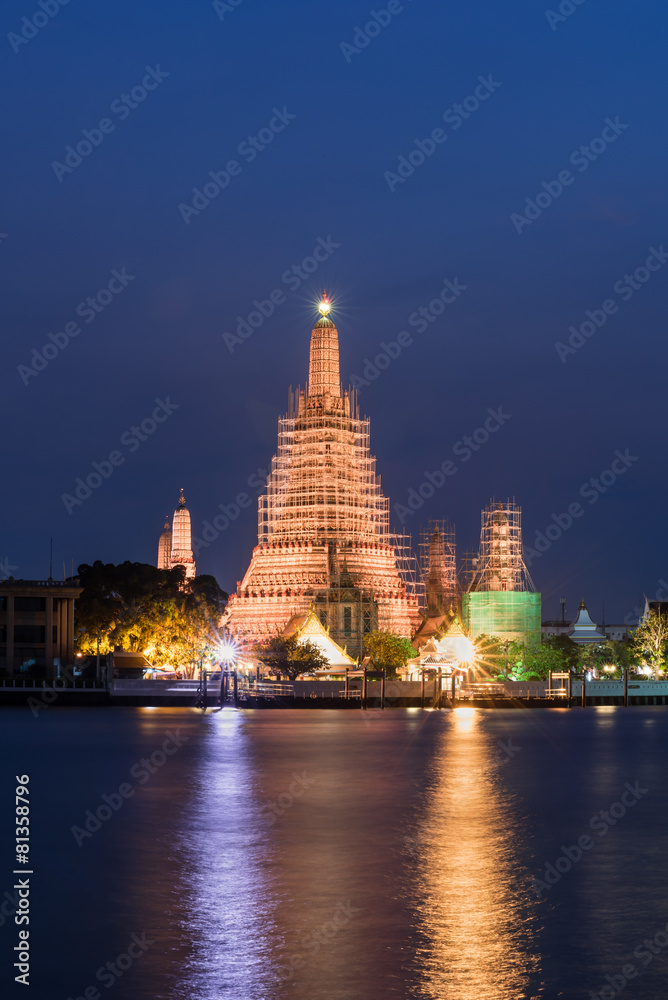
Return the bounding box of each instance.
[3,0,666,623]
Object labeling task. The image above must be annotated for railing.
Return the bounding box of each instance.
[243,681,295,697]
[460,682,507,698]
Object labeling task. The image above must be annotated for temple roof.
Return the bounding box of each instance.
[412,614,449,649]
[409,614,474,665]
[569,599,606,643]
[282,608,356,666]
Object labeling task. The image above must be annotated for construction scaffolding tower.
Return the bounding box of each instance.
[420,520,457,615]
[462,499,540,640]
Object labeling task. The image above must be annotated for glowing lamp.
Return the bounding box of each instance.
[318,294,331,315]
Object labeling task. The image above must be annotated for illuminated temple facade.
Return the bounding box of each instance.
[226,297,420,656]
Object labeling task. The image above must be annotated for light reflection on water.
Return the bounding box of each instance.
[171,710,278,1000]
[408,709,544,1000]
[5,706,667,999]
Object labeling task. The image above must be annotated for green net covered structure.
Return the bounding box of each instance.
[462,590,541,641]
[462,500,541,642]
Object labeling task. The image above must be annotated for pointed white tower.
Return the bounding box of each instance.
[170,489,196,580]
[157,515,172,570]
[569,599,605,644]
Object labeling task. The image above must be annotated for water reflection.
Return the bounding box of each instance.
[171,710,277,1000]
[410,709,545,999]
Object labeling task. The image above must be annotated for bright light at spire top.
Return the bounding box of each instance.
[318,291,331,315]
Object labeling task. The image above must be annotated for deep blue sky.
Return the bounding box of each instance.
[2,0,666,622]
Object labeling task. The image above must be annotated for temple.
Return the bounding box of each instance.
[226,295,420,657]
[568,599,606,644]
[157,490,196,580]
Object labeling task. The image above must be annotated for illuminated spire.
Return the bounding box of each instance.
[309,292,340,398]
[171,491,196,580]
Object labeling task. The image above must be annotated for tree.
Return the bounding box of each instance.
[543,634,580,671]
[632,610,668,675]
[363,630,415,677]
[498,635,572,681]
[253,635,328,680]
[74,561,228,676]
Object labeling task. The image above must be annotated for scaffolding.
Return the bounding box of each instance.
[467,499,535,593]
[393,530,424,606]
[228,312,420,641]
[419,520,457,615]
[462,499,540,640]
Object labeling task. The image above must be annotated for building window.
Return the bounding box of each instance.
[343,607,352,637]
[363,609,372,634]
[14,597,46,613]
[0,625,6,643]
[14,626,46,644]
[53,626,58,643]
[0,597,6,611]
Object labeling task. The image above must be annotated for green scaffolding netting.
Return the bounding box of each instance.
[463,591,541,639]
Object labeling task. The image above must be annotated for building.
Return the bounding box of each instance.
[403,615,475,680]
[226,294,421,656]
[542,599,630,641]
[157,516,172,570]
[281,607,356,668]
[412,522,458,650]
[568,599,607,644]
[156,490,196,579]
[462,500,541,641]
[0,578,82,677]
